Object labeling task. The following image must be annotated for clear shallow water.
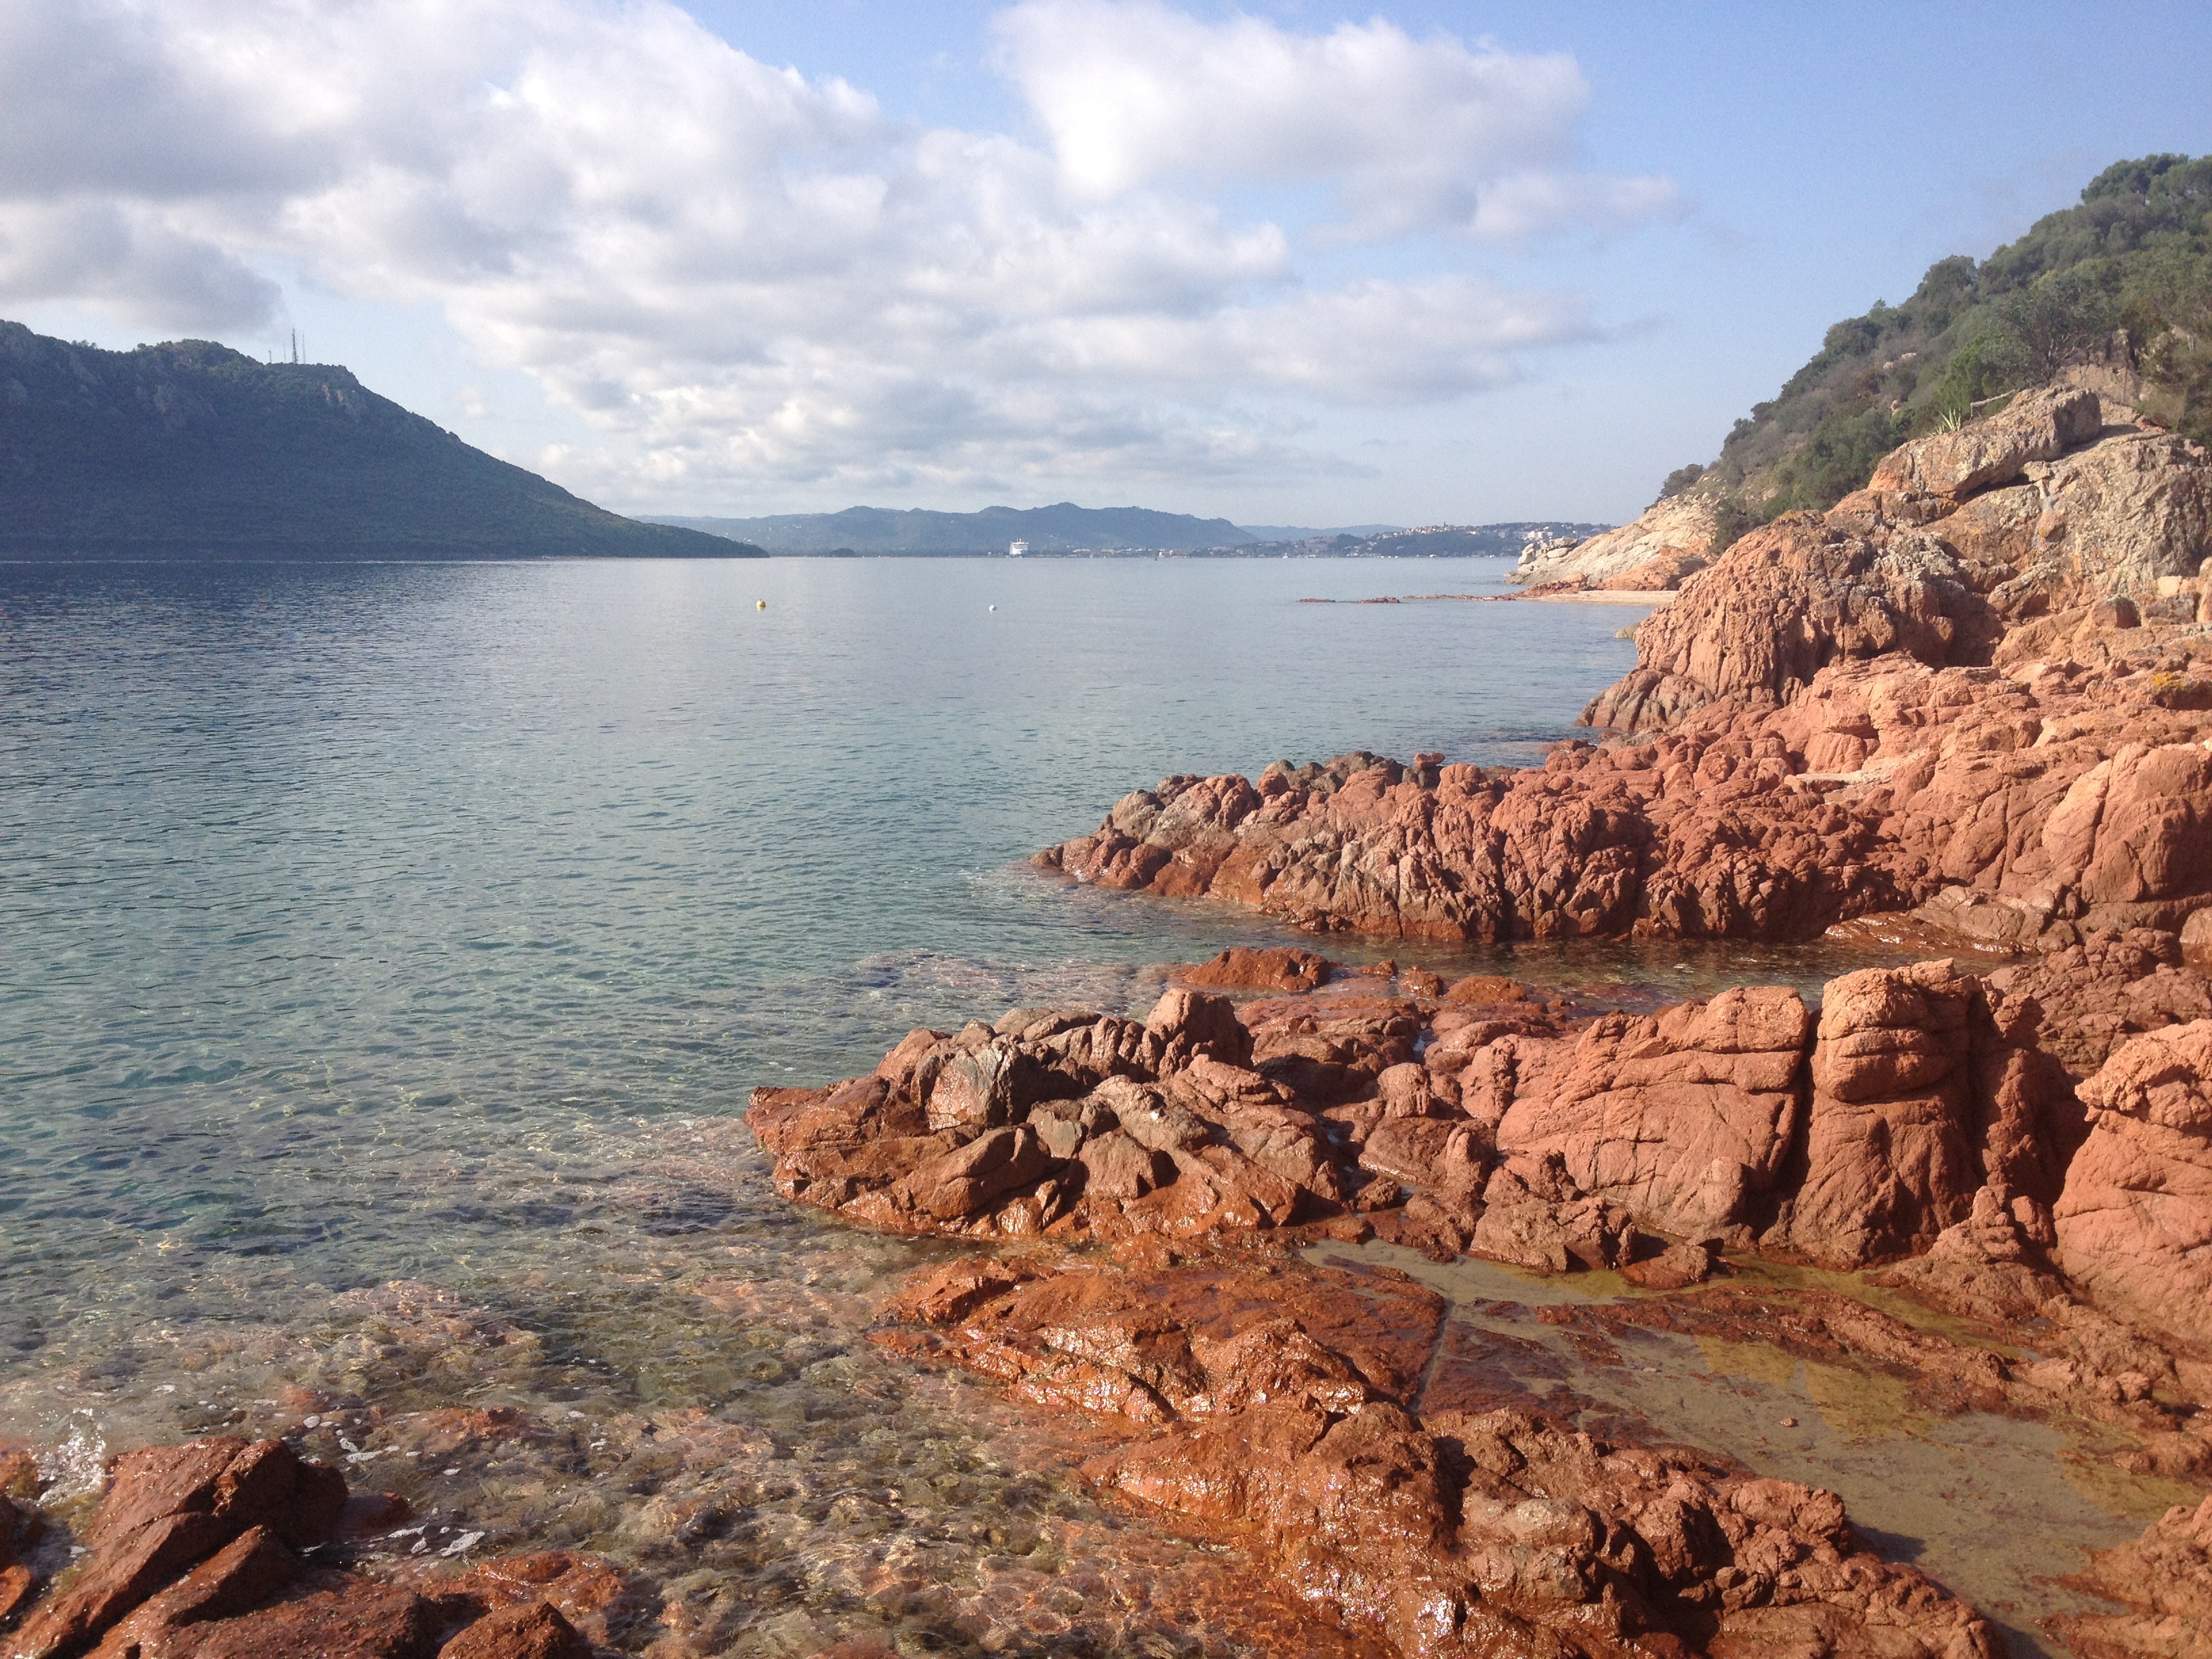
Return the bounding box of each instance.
[0,553,1650,1349]
[1316,1244,2194,1659]
[0,555,2068,1655]
[0,553,1658,1653]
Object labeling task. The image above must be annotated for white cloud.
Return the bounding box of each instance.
[991,0,1683,243]
[0,0,1671,504]
[0,201,280,331]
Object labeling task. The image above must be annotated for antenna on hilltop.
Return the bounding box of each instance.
[289,329,299,365]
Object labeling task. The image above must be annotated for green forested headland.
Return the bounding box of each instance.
[1667,155,2212,541]
[0,323,762,558]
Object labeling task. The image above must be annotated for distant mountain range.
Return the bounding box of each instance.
[652,508,1610,556]
[0,316,1606,561]
[652,503,1252,554]
[1236,523,1406,541]
[0,321,756,559]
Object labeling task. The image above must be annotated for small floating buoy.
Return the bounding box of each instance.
[756,599,766,610]
[988,605,996,612]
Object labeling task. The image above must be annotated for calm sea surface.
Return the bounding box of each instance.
[0,556,2149,1657]
[0,554,1651,1355]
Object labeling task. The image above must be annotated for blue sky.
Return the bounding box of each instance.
[5,1,2208,527]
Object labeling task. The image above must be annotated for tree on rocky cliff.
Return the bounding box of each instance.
[1992,269,2121,381]
[1698,152,2212,546]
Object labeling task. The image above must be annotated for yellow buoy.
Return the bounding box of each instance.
[756,599,766,610]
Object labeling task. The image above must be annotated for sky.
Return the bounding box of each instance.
[4,1,2209,527]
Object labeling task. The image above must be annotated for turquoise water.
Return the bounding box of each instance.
[0,554,1654,1349]
[0,556,1959,1656]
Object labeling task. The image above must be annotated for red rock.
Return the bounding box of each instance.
[434,1602,587,1659]
[1029,405,2212,949]
[1355,1115,1481,1191]
[417,1553,640,1651]
[752,987,1346,1245]
[1585,512,2002,731]
[1442,973,1530,1004]
[1144,989,1252,1071]
[0,1567,34,1627]
[1492,986,1812,1241]
[2055,1019,2212,1351]
[9,1517,239,1656]
[8,1438,343,1659]
[1168,947,1331,993]
[884,1252,1439,1426]
[1086,1393,2000,1659]
[86,1440,341,1556]
[1469,1154,1633,1273]
[148,1582,443,1659]
[1866,384,2103,499]
[894,1124,1052,1221]
[1874,1185,2070,1324]
[1773,963,1984,1267]
[83,1528,295,1659]
[1620,1239,1717,1289]
[2047,1493,2212,1659]
[2043,743,2212,907]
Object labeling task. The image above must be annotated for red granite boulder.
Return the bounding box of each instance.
[2055,1019,2212,1351]
[7,1439,344,1659]
[2048,1492,2212,1659]
[1772,963,1985,1267]
[1493,986,1812,1242]
[434,1601,589,1659]
[1168,947,1332,993]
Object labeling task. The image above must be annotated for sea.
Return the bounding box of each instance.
[0,556,2176,1657]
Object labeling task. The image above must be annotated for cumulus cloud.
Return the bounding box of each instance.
[0,0,1672,501]
[992,0,1683,243]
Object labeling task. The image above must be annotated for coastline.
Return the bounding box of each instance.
[5,392,2212,1657]
[720,387,2212,1657]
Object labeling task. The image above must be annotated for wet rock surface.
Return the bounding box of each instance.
[0,1435,613,1659]
[748,949,2212,1658]
[884,1244,2001,1659]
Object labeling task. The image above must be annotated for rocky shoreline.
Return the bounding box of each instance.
[1037,388,2212,954]
[5,386,2210,1656]
[745,931,2212,1658]
[741,391,2212,1654]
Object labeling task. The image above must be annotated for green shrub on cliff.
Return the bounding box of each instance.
[1704,152,2212,531]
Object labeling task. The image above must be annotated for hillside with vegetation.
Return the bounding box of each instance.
[1670,154,2211,546]
[0,322,758,558]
